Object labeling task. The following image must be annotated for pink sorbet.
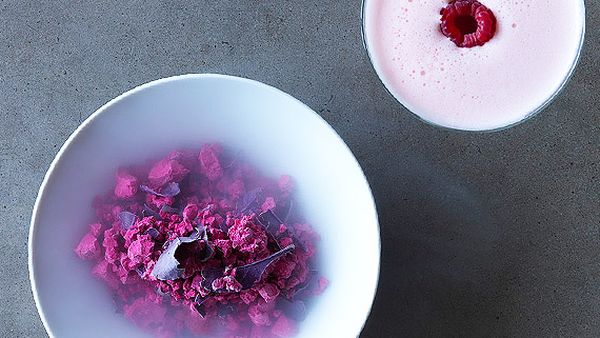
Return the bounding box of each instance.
[75,144,327,338]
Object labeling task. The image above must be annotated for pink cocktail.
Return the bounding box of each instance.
[363,0,585,131]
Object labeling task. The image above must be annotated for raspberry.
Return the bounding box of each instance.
[440,0,497,48]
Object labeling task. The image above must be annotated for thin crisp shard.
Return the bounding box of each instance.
[293,271,318,298]
[118,211,137,230]
[198,228,214,262]
[159,182,181,197]
[143,204,162,220]
[151,228,202,280]
[257,209,284,249]
[283,200,293,223]
[235,244,295,289]
[240,187,263,214]
[135,266,145,278]
[256,209,284,233]
[217,217,228,233]
[140,182,181,197]
[144,227,160,239]
[193,294,210,318]
[201,267,224,290]
[139,184,158,195]
[193,303,206,317]
[160,204,180,214]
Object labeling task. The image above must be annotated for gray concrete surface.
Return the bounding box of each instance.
[0,0,598,337]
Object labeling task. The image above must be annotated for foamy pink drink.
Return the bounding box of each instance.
[363,0,585,131]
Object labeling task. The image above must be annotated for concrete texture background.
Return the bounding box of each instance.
[0,0,598,337]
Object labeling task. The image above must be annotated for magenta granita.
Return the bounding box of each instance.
[74,144,327,338]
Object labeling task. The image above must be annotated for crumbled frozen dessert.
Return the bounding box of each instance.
[75,144,326,338]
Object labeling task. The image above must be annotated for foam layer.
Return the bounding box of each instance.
[364,0,584,130]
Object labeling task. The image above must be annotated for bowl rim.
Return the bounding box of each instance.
[28,73,381,338]
[360,0,587,133]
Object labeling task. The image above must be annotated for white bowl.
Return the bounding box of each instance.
[28,74,380,338]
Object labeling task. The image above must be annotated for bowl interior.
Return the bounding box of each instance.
[29,74,380,338]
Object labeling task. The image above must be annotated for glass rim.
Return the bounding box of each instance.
[360,0,587,133]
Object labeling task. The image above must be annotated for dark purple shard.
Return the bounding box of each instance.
[159,182,181,197]
[200,204,213,213]
[269,234,282,251]
[156,286,169,298]
[196,305,209,318]
[239,187,263,214]
[198,228,214,262]
[118,211,137,230]
[135,266,145,278]
[140,184,160,196]
[256,209,284,233]
[201,267,223,290]
[193,294,210,318]
[221,150,240,170]
[143,204,162,220]
[194,294,207,303]
[219,223,228,233]
[140,182,181,197]
[144,227,160,239]
[234,244,295,290]
[217,216,228,233]
[151,228,202,280]
[256,209,284,250]
[160,204,180,214]
[293,271,318,298]
[282,199,293,223]
[200,245,214,262]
